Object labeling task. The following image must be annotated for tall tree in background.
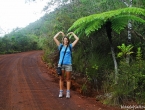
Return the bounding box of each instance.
[120,0,132,63]
[120,0,132,42]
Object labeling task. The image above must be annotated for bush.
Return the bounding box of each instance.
[103,46,145,105]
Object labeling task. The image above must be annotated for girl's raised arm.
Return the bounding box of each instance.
[53,31,65,46]
[67,32,79,47]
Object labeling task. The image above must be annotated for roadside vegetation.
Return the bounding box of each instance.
[0,0,145,106]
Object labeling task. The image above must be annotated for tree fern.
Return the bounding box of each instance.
[68,7,145,36]
[68,7,145,86]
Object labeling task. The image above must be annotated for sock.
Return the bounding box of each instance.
[60,90,63,93]
[67,90,70,92]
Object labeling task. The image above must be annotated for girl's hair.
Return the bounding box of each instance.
[62,36,70,45]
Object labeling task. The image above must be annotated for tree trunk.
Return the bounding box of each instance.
[120,0,129,6]
[126,0,132,63]
[120,0,132,63]
[106,21,118,84]
[111,46,118,84]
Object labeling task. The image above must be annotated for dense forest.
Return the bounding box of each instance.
[0,0,145,105]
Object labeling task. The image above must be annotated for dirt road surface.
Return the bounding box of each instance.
[0,51,121,110]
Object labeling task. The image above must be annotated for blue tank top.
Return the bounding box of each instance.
[58,44,72,65]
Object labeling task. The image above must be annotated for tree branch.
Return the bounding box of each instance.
[132,30,145,41]
[120,0,129,7]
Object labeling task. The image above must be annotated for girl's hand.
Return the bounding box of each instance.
[67,32,73,36]
[59,31,65,37]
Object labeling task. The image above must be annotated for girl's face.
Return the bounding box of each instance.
[63,37,69,45]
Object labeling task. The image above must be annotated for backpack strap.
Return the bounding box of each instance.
[59,44,63,57]
[59,44,63,51]
[69,45,72,52]
[69,44,72,59]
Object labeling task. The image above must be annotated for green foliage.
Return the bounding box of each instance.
[103,47,145,104]
[69,7,145,36]
[81,84,88,95]
[117,43,134,59]
[0,32,42,54]
[112,15,145,33]
[136,47,142,61]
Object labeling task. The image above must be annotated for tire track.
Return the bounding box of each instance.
[0,54,21,110]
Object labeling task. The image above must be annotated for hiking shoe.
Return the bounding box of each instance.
[59,90,63,98]
[66,91,70,98]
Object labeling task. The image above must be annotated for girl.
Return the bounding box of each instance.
[53,31,79,98]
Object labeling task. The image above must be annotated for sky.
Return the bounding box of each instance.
[0,0,52,36]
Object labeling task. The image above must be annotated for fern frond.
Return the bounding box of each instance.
[112,15,145,33]
[68,7,145,36]
[73,23,86,34]
[119,7,145,16]
[85,20,104,36]
[68,17,88,31]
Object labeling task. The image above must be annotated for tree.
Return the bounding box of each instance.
[120,0,132,64]
[120,0,132,43]
[69,7,145,83]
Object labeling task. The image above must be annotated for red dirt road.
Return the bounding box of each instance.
[0,51,121,110]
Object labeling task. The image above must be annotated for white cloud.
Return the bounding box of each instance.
[0,0,51,36]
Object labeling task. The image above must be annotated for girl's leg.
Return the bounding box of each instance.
[66,71,71,90]
[66,71,71,98]
[59,70,65,98]
[59,70,65,90]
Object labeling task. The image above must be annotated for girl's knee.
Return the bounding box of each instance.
[60,77,64,81]
[66,77,71,82]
